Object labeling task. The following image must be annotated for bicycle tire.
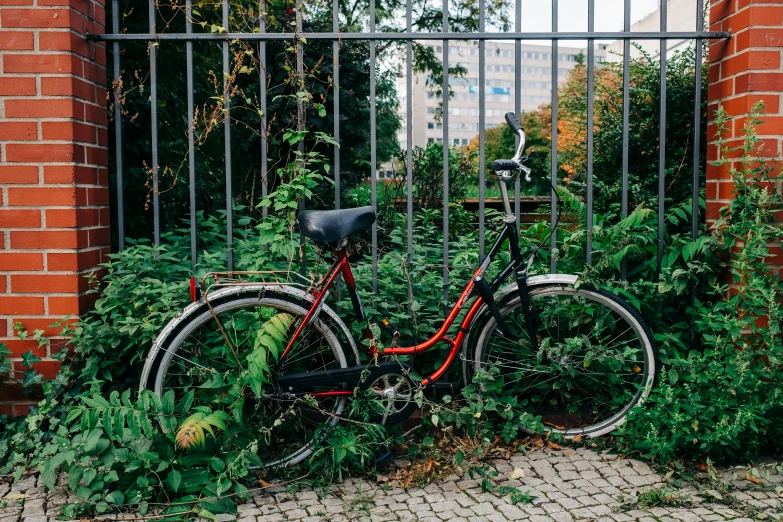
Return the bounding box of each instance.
[469,283,657,437]
[142,291,359,469]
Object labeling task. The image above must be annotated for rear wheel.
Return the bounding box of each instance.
[143,292,357,469]
[470,284,656,437]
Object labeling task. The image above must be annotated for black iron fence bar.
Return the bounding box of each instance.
[405,0,413,316]
[296,0,306,276]
[332,0,340,210]
[657,1,668,274]
[186,0,196,270]
[620,0,631,280]
[693,3,704,241]
[585,0,595,265]
[223,0,234,271]
[549,0,558,274]
[478,0,486,263]
[441,0,449,310]
[112,0,124,251]
[149,0,160,248]
[369,0,377,295]
[91,31,729,42]
[259,1,268,220]
[513,0,521,228]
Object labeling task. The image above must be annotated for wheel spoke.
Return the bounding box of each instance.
[473,287,654,436]
[150,295,352,470]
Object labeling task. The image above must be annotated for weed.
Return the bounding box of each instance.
[617,486,693,510]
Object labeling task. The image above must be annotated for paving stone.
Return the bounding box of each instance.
[472,503,498,516]
[7,447,783,522]
[551,512,575,522]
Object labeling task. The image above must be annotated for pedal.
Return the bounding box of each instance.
[380,318,401,347]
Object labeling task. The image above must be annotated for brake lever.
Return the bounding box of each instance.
[518,155,531,182]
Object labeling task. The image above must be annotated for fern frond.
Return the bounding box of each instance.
[176,410,227,450]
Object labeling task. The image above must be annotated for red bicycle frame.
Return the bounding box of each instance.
[280,216,529,390]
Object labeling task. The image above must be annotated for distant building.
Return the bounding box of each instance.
[605,0,702,62]
[398,41,606,149]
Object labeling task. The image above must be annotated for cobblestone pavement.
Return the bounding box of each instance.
[1,447,781,521]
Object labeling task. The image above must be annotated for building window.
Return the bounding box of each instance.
[462,139,468,145]
[427,122,434,129]
[428,138,435,144]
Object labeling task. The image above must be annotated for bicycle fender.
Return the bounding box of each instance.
[459,274,579,380]
[139,284,360,395]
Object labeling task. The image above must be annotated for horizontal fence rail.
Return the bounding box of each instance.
[91,0,730,311]
[93,31,728,41]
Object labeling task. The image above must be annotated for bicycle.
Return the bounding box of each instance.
[140,112,657,470]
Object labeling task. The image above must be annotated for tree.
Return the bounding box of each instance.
[107,0,514,244]
[556,45,708,220]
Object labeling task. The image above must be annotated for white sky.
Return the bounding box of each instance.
[517,0,661,34]
[501,0,663,46]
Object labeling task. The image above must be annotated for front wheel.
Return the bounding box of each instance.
[470,284,656,437]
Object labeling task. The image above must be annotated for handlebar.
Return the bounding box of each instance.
[492,159,520,172]
[492,112,529,182]
[504,112,524,134]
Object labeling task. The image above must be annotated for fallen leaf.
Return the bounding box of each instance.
[694,461,709,472]
[746,471,761,484]
[509,467,525,480]
[425,459,435,473]
[703,489,723,500]
[5,494,26,500]
[376,474,390,483]
[258,478,273,488]
[572,434,583,443]
[546,439,562,450]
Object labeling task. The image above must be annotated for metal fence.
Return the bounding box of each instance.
[90,0,729,304]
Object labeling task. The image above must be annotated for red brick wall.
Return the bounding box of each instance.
[0,0,109,416]
[708,0,783,278]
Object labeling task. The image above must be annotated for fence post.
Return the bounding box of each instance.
[707,0,783,278]
[0,0,109,416]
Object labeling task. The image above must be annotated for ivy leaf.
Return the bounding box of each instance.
[21,351,41,368]
[21,369,42,387]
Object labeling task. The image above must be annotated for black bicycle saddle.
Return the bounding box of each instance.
[297,206,376,243]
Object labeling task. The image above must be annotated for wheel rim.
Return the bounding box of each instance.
[152,297,348,469]
[474,287,654,437]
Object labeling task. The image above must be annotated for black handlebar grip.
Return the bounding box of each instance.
[505,112,524,134]
[492,159,520,172]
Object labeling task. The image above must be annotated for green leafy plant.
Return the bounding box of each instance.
[614,102,783,462]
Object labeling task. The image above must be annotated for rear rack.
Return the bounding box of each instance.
[199,270,314,299]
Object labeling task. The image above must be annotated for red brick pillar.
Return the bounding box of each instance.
[708,0,783,278]
[707,4,783,205]
[0,0,109,416]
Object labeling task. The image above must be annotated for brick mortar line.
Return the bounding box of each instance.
[3,270,111,276]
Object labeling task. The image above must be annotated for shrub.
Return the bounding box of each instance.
[613,104,783,462]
